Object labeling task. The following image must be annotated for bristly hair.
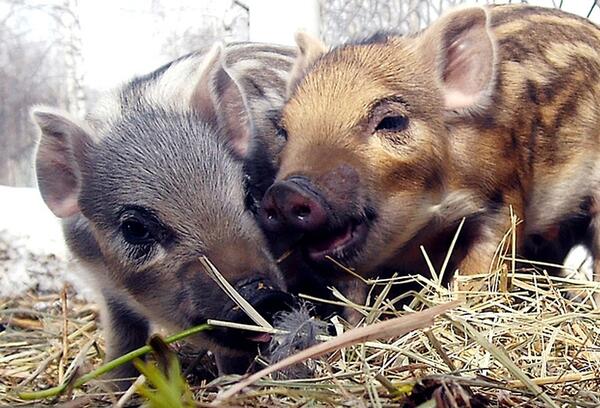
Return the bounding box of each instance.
[348,31,398,46]
[267,302,329,378]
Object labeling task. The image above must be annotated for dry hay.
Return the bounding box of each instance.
[2,223,600,407]
[0,289,106,406]
[208,266,600,407]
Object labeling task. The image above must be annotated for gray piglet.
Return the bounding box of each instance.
[32,43,295,388]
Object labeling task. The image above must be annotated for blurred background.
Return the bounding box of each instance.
[0,0,596,297]
[1,0,599,187]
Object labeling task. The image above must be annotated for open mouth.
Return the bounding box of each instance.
[209,321,273,351]
[304,218,370,263]
[245,331,272,343]
[208,325,273,353]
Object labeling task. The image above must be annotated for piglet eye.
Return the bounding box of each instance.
[276,126,288,141]
[122,219,151,244]
[375,115,409,132]
[120,211,154,245]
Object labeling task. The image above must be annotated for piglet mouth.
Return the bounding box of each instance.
[304,218,370,263]
[245,331,273,343]
[219,284,295,349]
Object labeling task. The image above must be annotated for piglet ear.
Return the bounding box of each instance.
[32,107,93,218]
[419,6,496,114]
[190,44,222,126]
[190,43,253,158]
[286,32,328,98]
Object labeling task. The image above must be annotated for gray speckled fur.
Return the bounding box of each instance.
[33,42,294,387]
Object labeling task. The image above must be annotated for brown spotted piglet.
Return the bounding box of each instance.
[258,5,600,307]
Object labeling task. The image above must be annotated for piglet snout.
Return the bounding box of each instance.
[260,177,329,233]
[225,277,295,343]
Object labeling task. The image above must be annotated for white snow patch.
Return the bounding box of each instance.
[0,185,90,298]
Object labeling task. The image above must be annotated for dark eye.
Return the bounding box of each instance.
[121,213,153,245]
[375,115,409,132]
[276,126,288,141]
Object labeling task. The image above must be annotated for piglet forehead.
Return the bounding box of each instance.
[282,41,438,138]
[79,106,247,235]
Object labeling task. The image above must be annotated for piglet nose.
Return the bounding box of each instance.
[230,277,295,327]
[260,177,328,233]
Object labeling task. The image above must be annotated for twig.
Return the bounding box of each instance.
[59,286,68,384]
[507,371,598,388]
[115,374,145,408]
[439,218,466,284]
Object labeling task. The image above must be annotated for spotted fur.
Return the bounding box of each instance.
[273,5,600,304]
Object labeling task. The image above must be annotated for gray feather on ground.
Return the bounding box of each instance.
[267,302,329,378]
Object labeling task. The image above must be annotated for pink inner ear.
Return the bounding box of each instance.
[37,160,81,218]
[441,23,494,111]
[223,108,251,158]
[216,71,252,158]
[36,133,83,219]
[48,195,79,218]
[229,132,250,157]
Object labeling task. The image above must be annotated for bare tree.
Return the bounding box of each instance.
[59,0,85,117]
[151,0,248,61]
[319,0,469,44]
[320,0,600,45]
[0,0,71,186]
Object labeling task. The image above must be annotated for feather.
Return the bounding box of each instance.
[267,302,329,378]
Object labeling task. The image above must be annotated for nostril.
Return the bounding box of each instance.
[260,191,283,231]
[292,204,311,219]
[265,178,328,232]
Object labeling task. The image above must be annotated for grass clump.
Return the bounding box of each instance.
[133,335,195,408]
[2,215,600,406]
